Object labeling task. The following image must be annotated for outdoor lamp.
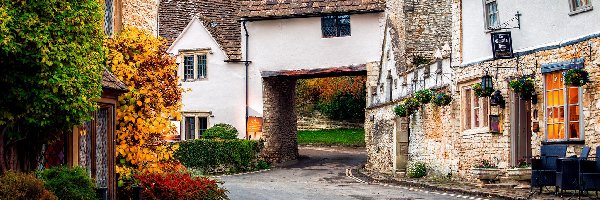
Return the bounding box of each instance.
[490,90,504,107]
[481,74,494,92]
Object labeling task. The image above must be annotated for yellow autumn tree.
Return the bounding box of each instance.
[105,27,183,186]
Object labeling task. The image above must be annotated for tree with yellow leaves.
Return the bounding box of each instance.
[105,27,183,187]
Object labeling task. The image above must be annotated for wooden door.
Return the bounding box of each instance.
[510,92,532,165]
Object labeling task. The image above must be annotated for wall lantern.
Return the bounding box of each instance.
[481,74,494,92]
[490,90,505,108]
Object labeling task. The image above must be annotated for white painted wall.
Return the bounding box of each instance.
[243,12,385,117]
[462,0,600,63]
[168,18,246,137]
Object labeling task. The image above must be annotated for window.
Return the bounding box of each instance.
[321,15,351,38]
[484,0,499,30]
[463,86,490,130]
[569,0,593,14]
[104,0,113,36]
[544,71,583,141]
[183,115,209,140]
[182,53,208,81]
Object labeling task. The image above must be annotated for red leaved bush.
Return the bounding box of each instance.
[136,172,228,200]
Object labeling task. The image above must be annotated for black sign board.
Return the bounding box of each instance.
[491,32,514,59]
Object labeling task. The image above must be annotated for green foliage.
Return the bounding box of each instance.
[297,129,365,147]
[256,160,271,170]
[407,162,427,178]
[0,0,104,132]
[432,92,452,107]
[203,123,239,140]
[37,166,98,200]
[0,171,57,200]
[317,92,366,121]
[175,139,264,174]
[472,83,494,97]
[394,104,408,117]
[414,89,434,104]
[564,68,590,87]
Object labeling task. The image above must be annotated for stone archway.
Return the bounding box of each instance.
[260,65,367,163]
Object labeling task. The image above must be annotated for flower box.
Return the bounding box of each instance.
[472,168,502,181]
[506,168,531,181]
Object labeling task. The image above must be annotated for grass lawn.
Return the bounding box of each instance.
[297,128,365,147]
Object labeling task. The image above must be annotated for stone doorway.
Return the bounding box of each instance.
[394,117,409,173]
[260,65,367,164]
[510,92,532,165]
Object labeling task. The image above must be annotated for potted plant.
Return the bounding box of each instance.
[509,77,535,100]
[564,68,590,87]
[404,97,421,111]
[414,89,434,104]
[473,83,494,97]
[432,92,452,106]
[506,159,531,181]
[472,159,502,183]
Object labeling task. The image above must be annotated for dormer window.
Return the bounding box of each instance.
[321,15,351,38]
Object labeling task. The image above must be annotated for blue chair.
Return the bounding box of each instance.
[556,146,591,194]
[579,146,600,196]
[531,144,567,194]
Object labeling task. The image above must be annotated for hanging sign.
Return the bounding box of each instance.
[491,32,514,59]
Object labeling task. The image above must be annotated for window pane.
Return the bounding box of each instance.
[568,87,579,104]
[547,108,554,124]
[569,105,579,121]
[321,16,337,37]
[482,98,489,127]
[547,90,555,107]
[338,15,351,36]
[551,73,559,90]
[197,55,207,79]
[184,56,194,80]
[558,89,565,105]
[185,117,195,140]
[558,124,565,139]
[545,75,553,90]
[569,122,580,139]
[198,117,208,137]
[548,124,556,139]
[474,107,480,127]
[558,106,564,123]
[464,88,471,130]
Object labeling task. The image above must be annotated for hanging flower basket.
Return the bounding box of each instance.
[564,68,590,87]
[509,77,535,100]
[432,92,452,106]
[394,104,408,117]
[414,89,434,104]
[472,83,494,97]
[404,97,421,111]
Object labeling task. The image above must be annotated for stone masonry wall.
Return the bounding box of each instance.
[262,77,299,164]
[122,0,159,34]
[404,0,452,63]
[297,111,363,131]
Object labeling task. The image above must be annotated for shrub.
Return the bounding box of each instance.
[203,123,239,140]
[0,171,57,200]
[394,104,408,117]
[136,171,227,200]
[37,166,97,200]
[407,162,427,178]
[175,139,263,174]
[317,92,366,121]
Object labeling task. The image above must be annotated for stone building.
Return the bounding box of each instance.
[366,0,600,181]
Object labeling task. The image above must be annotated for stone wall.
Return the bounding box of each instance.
[122,0,158,34]
[297,111,363,131]
[404,0,452,62]
[261,77,299,164]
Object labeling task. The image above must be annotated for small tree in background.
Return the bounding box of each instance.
[0,0,104,172]
[297,76,366,121]
[105,27,183,187]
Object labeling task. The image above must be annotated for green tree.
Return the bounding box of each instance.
[0,0,105,171]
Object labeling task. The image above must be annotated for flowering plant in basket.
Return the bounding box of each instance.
[432,92,452,106]
[472,83,494,97]
[509,77,535,100]
[474,159,498,169]
[414,89,434,104]
[394,104,409,117]
[564,68,590,87]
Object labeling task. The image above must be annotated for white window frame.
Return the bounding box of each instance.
[569,0,593,15]
[462,84,490,131]
[483,0,499,30]
[181,112,210,140]
[543,71,585,142]
[179,49,209,82]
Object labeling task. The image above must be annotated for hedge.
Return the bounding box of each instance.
[174,139,263,174]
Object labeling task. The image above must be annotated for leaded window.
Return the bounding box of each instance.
[184,56,194,80]
[484,0,499,30]
[185,117,196,140]
[544,71,583,141]
[197,55,207,79]
[321,15,351,38]
[569,0,593,14]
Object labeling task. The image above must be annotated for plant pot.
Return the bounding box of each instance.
[506,168,531,181]
[472,168,502,181]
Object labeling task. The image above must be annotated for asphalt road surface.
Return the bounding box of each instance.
[219,146,473,200]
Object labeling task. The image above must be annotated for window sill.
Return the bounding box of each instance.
[569,6,593,16]
[542,140,585,145]
[182,78,208,82]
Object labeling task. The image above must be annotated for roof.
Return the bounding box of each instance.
[240,0,386,20]
[102,68,129,92]
[159,0,242,61]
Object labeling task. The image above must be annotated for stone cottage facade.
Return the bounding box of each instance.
[366,0,600,181]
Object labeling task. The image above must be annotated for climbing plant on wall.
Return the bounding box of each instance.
[105,27,183,186]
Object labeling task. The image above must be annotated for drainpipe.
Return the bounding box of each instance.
[243,21,250,139]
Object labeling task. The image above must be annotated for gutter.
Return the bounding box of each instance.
[243,21,250,139]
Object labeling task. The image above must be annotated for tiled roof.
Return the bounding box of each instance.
[102,68,129,92]
[159,0,242,61]
[240,0,386,20]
